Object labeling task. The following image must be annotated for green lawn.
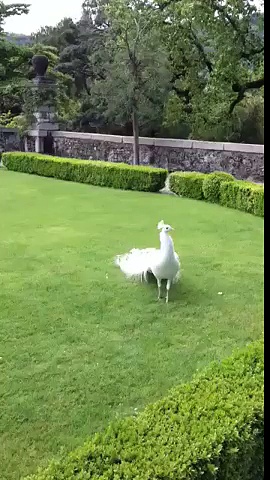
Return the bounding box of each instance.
[0,169,264,479]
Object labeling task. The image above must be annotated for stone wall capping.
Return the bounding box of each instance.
[0,128,18,134]
[191,140,224,151]
[50,131,124,143]
[52,131,93,140]
[223,142,264,154]
[47,132,264,154]
[90,133,123,143]
[122,136,155,145]
[28,130,48,137]
[154,138,193,148]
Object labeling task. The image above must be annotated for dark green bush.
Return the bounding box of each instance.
[220,180,264,217]
[2,152,167,193]
[169,170,263,217]
[25,339,264,480]
[203,171,235,203]
[170,171,207,199]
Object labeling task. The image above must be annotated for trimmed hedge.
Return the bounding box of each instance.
[203,171,235,203]
[170,171,207,200]
[220,180,264,217]
[25,340,264,480]
[170,170,264,217]
[2,152,167,193]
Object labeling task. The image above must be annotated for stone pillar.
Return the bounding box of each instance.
[35,136,44,153]
[29,55,59,154]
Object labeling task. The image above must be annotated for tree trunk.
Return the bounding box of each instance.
[132,108,140,165]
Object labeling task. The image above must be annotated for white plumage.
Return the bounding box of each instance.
[115,220,180,302]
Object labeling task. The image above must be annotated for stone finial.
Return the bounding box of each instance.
[32,55,49,78]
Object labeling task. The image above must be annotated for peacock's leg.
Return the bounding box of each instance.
[166,280,171,303]
[157,279,162,300]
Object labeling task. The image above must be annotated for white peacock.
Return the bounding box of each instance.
[115,220,181,303]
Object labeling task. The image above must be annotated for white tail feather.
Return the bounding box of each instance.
[115,248,158,280]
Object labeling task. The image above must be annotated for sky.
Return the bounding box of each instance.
[3,0,83,34]
[3,0,264,35]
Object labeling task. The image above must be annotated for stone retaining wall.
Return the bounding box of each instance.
[41,131,264,182]
[0,128,21,153]
[1,128,262,182]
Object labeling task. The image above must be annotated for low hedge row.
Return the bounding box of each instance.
[25,339,264,480]
[2,152,167,193]
[169,171,207,200]
[203,172,235,203]
[220,180,264,217]
[170,171,264,217]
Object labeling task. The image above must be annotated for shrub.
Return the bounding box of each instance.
[220,180,264,217]
[25,339,264,480]
[203,171,235,203]
[2,152,167,193]
[170,171,207,199]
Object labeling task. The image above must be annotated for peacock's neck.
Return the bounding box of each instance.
[160,231,175,257]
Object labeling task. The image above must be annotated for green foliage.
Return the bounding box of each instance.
[0,111,28,136]
[0,39,30,114]
[24,85,58,112]
[170,170,264,217]
[0,39,73,124]
[31,18,79,51]
[220,180,264,217]
[158,0,264,141]
[0,110,13,127]
[170,171,207,200]
[24,339,264,480]
[91,40,171,135]
[203,172,235,204]
[2,152,167,192]
[93,0,171,162]
[0,4,30,116]
[0,1,29,34]
[232,95,264,144]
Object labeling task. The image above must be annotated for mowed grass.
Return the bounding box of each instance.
[0,169,264,479]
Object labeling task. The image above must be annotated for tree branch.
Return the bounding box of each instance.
[189,26,213,72]
[172,86,190,101]
[210,1,240,32]
[133,17,141,59]
[156,0,179,11]
[124,28,133,62]
[211,1,264,61]
[241,45,264,59]
[232,77,264,93]
[229,77,264,113]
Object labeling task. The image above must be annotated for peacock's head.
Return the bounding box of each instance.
[157,220,174,233]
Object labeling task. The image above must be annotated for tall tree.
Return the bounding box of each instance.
[155,0,264,140]
[0,39,30,114]
[31,18,79,51]
[97,0,171,164]
[0,1,30,114]
[54,2,109,97]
